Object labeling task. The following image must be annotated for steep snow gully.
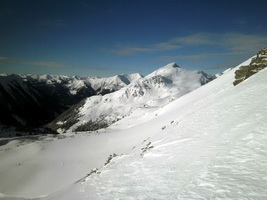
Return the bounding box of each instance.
[0,56,267,199]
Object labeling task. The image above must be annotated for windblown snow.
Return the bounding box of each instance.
[0,58,267,200]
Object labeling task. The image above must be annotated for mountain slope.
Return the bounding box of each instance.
[48,63,215,133]
[87,73,142,95]
[77,64,267,200]
[42,56,267,199]
[0,73,140,129]
[0,54,267,199]
[0,74,96,128]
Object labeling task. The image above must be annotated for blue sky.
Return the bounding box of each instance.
[1,0,267,77]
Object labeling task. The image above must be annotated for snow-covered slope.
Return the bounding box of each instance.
[69,59,267,200]
[49,63,215,133]
[0,73,139,128]
[1,52,267,199]
[1,54,267,199]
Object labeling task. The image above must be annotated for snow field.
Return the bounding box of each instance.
[50,60,267,199]
[1,57,267,199]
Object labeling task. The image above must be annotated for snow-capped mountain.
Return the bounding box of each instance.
[0,48,267,199]
[0,73,140,128]
[48,63,215,133]
[87,73,142,95]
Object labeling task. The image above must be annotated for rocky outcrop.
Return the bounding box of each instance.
[234,47,267,86]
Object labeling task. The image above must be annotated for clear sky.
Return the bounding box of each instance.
[1,0,267,77]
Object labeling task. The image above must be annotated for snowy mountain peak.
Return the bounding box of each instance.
[146,62,181,79]
[163,62,180,69]
[156,62,180,71]
[48,62,215,133]
[116,73,142,84]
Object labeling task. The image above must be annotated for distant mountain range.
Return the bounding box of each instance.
[1,48,267,199]
[0,73,141,128]
[47,63,215,133]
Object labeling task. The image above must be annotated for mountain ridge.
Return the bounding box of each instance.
[0,73,141,129]
[233,47,267,85]
[47,63,215,133]
[1,50,267,199]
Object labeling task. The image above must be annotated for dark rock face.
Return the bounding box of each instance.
[233,47,267,86]
[0,75,96,127]
[45,99,86,132]
[0,73,140,132]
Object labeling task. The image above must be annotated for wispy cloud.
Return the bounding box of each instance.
[84,66,142,73]
[0,58,67,68]
[38,19,68,28]
[109,32,267,57]
[153,32,267,70]
[108,40,182,55]
[172,32,267,52]
[25,61,66,68]
[108,33,216,55]
[160,51,251,62]
[170,33,216,46]
[154,42,182,51]
[0,57,141,73]
[203,60,245,70]
[221,33,267,53]
[233,19,247,25]
[109,46,157,55]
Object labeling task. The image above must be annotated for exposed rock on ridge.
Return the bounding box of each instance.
[233,47,267,86]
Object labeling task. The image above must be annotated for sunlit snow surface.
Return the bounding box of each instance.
[1,58,267,199]
[66,63,214,132]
